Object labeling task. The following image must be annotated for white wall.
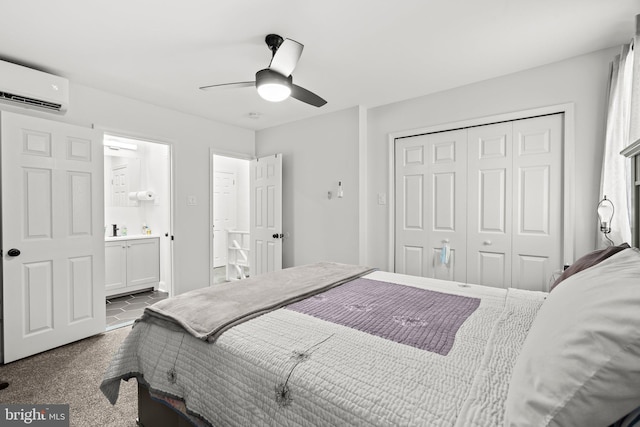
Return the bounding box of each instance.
[366,46,617,270]
[254,47,616,272]
[7,46,614,289]
[64,84,254,294]
[256,107,360,267]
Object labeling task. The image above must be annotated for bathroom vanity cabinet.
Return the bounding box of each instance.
[105,235,160,298]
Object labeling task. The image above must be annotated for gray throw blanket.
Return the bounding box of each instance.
[142,262,376,342]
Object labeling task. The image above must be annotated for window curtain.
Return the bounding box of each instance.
[599,42,633,247]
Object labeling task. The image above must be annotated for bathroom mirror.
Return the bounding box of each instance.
[105,155,141,207]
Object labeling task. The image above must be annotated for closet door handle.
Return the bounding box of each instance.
[483,240,492,245]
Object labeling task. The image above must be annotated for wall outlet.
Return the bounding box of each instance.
[187,195,197,206]
[377,193,387,205]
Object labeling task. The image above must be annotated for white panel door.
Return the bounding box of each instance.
[212,171,236,268]
[512,115,563,291]
[395,130,467,282]
[250,154,282,277]
[467,122,513,288]
[2,111,105,363]
[394,114,564,291]
[395,135,429,277]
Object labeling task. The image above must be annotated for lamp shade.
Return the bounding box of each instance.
[255,69,292,102]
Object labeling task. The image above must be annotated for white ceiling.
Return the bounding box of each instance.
[1,0,638,131]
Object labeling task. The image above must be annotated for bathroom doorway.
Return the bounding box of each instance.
[104,134,173,329]
[211,153,251,285]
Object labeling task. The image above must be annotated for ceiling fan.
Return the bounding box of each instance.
[199,34,327,107]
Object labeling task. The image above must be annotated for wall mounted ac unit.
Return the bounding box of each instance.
[0,60,69,113]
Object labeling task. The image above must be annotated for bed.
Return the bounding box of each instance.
[101,249,640,427]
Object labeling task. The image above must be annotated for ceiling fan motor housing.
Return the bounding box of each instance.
[256,68,292,87]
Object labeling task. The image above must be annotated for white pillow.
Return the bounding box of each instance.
[504,247,640,427]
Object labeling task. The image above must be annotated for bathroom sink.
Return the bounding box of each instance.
[105,234,158,241]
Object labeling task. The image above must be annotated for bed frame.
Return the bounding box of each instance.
[137,383,191,427]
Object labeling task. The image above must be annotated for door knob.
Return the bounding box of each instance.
[7,248,20,257]
[483,240,492,245]
[272,234,284,239]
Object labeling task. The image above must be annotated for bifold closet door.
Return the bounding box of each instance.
[466,122,513,288]
[466,115,562,290]
[511,114,562,291]
[395,114,563,291]
[467,114,563,291]
[395,129,467,282]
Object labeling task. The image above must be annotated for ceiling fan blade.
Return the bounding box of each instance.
[291,84,326,107]
[199,81,254,91]
[269,38,303,77]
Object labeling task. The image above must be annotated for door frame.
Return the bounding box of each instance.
[387,103,576,272]
[209,148,253,286]
[99,127,176,297]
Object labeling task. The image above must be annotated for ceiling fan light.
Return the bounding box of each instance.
[255,68,293,102]
[257,82,291,102]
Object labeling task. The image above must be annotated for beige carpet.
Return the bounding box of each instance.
[0,326,138,427]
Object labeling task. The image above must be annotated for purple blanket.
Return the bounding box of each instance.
[286,278,480,355]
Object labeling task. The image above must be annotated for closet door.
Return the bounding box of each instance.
[394,113,563,291]
[466,122,513,288]
[511,115,563,291]
[395,129,467,281]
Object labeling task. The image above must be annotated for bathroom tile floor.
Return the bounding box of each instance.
[106,289,169,331]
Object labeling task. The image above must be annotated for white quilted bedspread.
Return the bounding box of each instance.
[101,271,546,426]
